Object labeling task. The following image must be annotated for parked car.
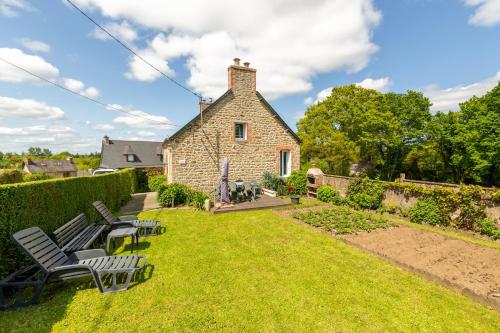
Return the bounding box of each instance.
[92,168,117,175]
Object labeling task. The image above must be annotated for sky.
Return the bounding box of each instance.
[0,0,499,153]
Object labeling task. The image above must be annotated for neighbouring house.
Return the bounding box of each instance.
[99,136,164,170]
[22,157,77,178]
[163,58,301,193]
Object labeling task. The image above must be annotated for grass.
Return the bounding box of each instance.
[1,208,499,332]
[293,205,391,234]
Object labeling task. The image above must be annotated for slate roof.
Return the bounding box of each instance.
[165,90,301,143]
[100,139,163,169]
[23,158,77,174]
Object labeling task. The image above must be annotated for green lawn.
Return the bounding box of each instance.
[1,208,499,332]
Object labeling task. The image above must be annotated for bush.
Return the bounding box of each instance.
[157,183,189,207]
[346,177,385,210]
[186,188,209,210]
[22,173,50,182]
[0,169,22,184]
[478,218,500,239]
[409,198,440,225]
[135,169,149,192]
[286,170,307,195]
[157,183,208,210]
[261,171,286,195]
[0,168,137,276]
[148,175,166,192]
[317,186,344,205]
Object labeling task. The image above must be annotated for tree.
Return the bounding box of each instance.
[27,147,52,157]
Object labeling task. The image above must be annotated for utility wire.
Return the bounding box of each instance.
[65,0,202,101]
[0,56,179,128]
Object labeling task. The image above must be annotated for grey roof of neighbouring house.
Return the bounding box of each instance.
[165,90,301,143]
[100,139,163,169]
[23,158,77,173]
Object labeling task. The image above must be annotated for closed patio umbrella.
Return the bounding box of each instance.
[220,158,230,205]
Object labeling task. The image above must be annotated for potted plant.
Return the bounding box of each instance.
[287,185,301,204]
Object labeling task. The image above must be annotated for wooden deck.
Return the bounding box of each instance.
[212,195,291,214]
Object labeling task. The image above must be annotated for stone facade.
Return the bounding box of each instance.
[163,59,301,193]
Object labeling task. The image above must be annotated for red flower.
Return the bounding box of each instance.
[287,185,293,191]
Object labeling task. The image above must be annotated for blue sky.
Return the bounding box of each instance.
[0,0,499,153]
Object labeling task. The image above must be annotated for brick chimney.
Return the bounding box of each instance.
[227,58,256,94]
[199,98,212,112]
[103,135,110,145]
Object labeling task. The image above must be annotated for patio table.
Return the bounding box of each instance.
[106,227,139,253]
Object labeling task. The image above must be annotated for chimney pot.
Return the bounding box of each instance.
[243,62,250,68]
[103,135,110,144]
[233,58,240,66]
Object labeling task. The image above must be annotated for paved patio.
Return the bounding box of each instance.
[213,195,291,214]
[120,191,161,213]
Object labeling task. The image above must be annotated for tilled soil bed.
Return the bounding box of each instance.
[342,225,500,309]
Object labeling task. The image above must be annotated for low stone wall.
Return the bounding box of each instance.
[320,174,500,223]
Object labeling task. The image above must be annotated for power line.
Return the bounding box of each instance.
[65,0,202,101]
[0,56,179,128]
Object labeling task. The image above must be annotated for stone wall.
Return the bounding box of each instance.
[164,61,300,193]
[321,174,500,223]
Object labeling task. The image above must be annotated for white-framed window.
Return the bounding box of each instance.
[126,154,135,162]
[279,150,291,177]
[234,123,247,141]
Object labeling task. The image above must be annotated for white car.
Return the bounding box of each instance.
[92,168,118,175]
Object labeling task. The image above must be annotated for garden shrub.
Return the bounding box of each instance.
[157,183,189,207]
[135,169,149,192]
[186,188,209,210]
[0,168,137,276]
[261,171,286,195]
[286,170,307,195]
[0,169,22,184]
[455,185,485,230]
[317,186,344,205]
[478,218,500,239]
[148,175,166,192]
[157,183,208,210]
[346,177,385,210]
[22,173,50,182]
[409,198,440,225]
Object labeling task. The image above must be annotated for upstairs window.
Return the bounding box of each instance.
[126,154,135,162]
[234,123,247,141]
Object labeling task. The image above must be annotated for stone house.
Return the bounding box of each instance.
[22,158,77,178]
[163,58,301,193]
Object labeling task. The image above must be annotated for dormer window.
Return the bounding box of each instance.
[126,154,135,162]
[234,123,247,141]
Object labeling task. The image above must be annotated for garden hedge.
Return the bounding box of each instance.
[0,168,137,277]
[0,169,23,185]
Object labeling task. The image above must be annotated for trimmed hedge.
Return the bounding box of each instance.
[0,169,23,185]
[0,168,137,277]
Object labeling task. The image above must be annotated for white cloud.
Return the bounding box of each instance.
[0,0,30,17]
[465,0,500,27]
[0,125,74,136]
[0,48,59,83]
[0,96,65,119]
[62,77,100,98]
[93,123,115,131]
[18,38,50,53]
[136,130,156,137]
[110,104,174,129]
[305,76,391,105]
[72,0,381,100]
[92,21,138,43]
[424,71,500,112]
[357,77,391,92]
